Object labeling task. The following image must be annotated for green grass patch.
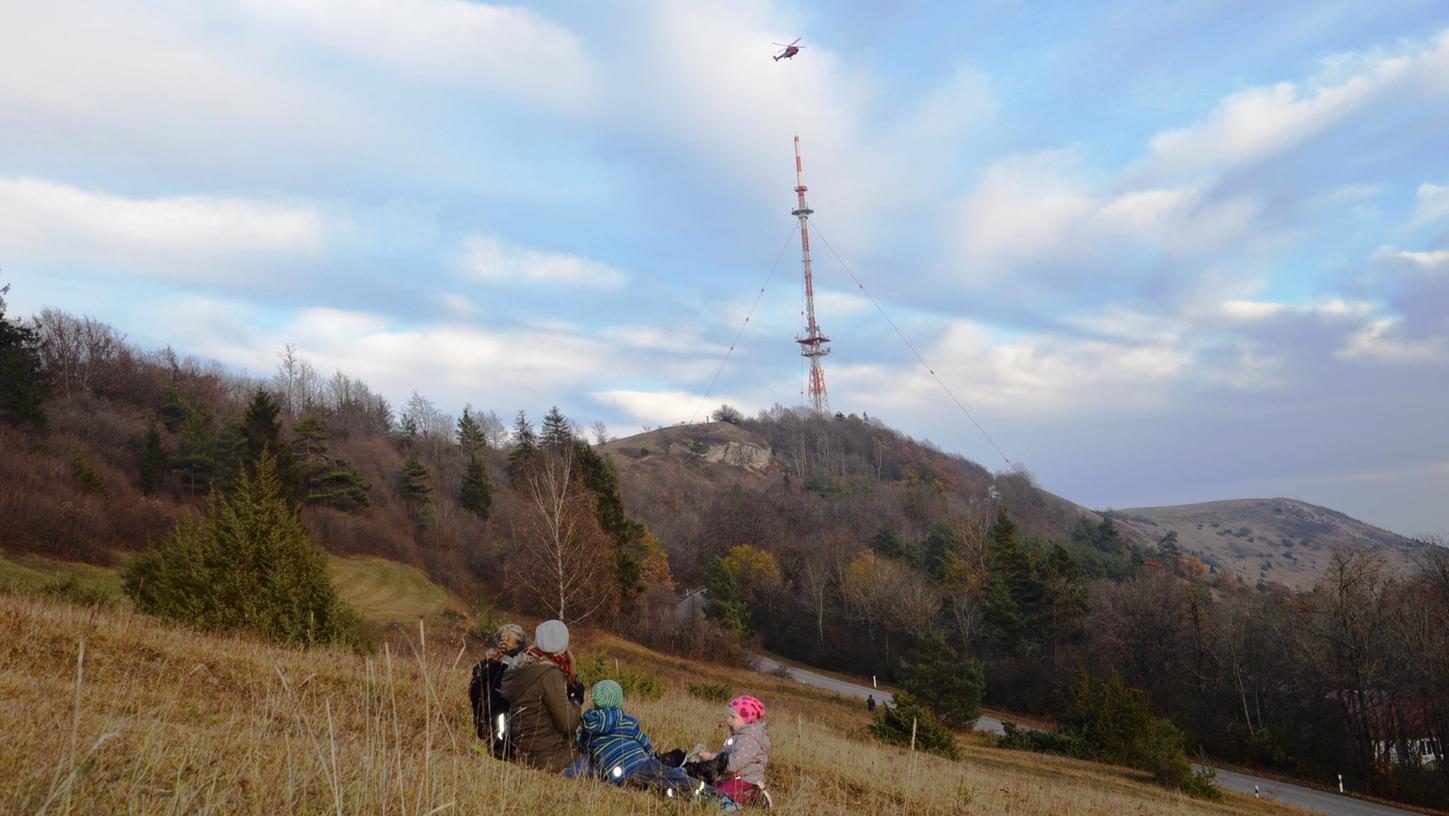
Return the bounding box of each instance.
[0,554,126,606]
[325,556,453,623]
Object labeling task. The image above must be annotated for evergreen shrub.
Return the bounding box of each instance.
[123,454,369,650]
[869,691,961,760]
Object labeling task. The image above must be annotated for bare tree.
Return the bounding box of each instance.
[478,409,508,448]
[509,444,616,623]
[591,419,610,445]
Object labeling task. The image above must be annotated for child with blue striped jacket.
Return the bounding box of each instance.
[568,680,739,809]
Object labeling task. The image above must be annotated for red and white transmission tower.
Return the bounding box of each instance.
[791,134,831,414]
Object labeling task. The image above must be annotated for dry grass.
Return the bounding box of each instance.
[0,592,1308,815]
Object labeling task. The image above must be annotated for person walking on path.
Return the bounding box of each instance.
[500,619,584,772]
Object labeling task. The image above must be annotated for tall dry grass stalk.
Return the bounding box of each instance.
[0,593,1301,815]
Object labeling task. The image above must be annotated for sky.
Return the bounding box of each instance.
[2,0,1447,537]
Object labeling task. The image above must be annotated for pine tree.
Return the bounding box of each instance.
[239,389,301,500]
[458,453,493,520]
[703,556,749,634]
[176,404,224,494]
[456,408,485,452]
[399,451,433,526]
[139,422,167,496]
[574,441,648,598]
[540,405,572,450]
[292,415,370,512]
[0,283,50,429]
[122,453,365,648]
[896,631,984,727]
[506,410,537,482]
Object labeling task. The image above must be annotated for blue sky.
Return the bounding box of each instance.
[3,0,1448,536]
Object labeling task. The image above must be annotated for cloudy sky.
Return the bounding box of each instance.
[3,0,1447,536]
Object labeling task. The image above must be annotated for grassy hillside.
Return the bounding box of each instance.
[326,555,456,622]
[0,590,1302,815]
[1111,498,1426,589]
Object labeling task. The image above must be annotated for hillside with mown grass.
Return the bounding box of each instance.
[1,582,1303,816]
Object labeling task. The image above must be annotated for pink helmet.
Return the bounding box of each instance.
[728,695,766,724]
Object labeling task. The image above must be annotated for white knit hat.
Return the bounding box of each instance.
[535,619,570,654]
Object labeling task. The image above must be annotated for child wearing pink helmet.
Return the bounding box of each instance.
[698,695,771,806]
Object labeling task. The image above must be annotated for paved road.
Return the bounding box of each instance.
[750,654,1417,816]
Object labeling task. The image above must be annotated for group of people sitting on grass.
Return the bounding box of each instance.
[468,619,771,809]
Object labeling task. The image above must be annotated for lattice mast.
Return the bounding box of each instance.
[791,135,831,414]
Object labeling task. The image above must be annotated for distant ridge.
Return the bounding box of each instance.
[1109,498,1428,589]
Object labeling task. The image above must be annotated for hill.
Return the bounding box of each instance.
[1110,498,1428,589]
[0,588,1295,816]
[599,417,1125,584]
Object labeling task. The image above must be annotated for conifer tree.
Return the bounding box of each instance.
[399,451,433,526]
[123,453,364,647]
[239,389,301,500]
[896,631,984,727]
[574,441,648,598]
[506,410,537,482]
[139,422,167,496]
[459,453,493,520]
[456,408,485,452]
[540,405,573,450]
[176,404,224,493]
[292,415,370,511]
[0,282,49,429]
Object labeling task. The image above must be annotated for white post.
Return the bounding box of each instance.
[1338,774,1344,793]
[872,675,878,689]
[1254,785,1260,799]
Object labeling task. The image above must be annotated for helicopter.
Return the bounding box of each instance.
[772,37,804,61]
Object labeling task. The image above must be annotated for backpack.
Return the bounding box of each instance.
[469,658,515,758]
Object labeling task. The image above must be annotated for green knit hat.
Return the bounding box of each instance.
[591,679,624,709]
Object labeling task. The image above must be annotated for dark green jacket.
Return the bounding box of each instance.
[499,653,580,772]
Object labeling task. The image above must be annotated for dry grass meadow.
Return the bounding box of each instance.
[0,576,1313,815]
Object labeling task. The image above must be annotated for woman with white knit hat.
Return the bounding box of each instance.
[500,619,584,772]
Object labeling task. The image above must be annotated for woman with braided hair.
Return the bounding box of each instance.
[468,623,527,758]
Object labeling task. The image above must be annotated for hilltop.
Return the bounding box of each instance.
[1110,498,1428,589]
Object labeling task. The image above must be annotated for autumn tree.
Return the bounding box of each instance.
[508,442,616,622]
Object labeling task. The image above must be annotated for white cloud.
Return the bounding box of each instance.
[1142,30,1449,180]
[1339,318,1444,363]
[0,1,357,166]
[462,235,627,288]
[235,0,596,110]
[952,151,1264,291]
[591,389,732,427]
[1382,248,1449,269]
[1413,183,1449,227]
[0,177,323,278]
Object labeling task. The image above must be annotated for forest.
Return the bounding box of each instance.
[2,290,1446,809]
